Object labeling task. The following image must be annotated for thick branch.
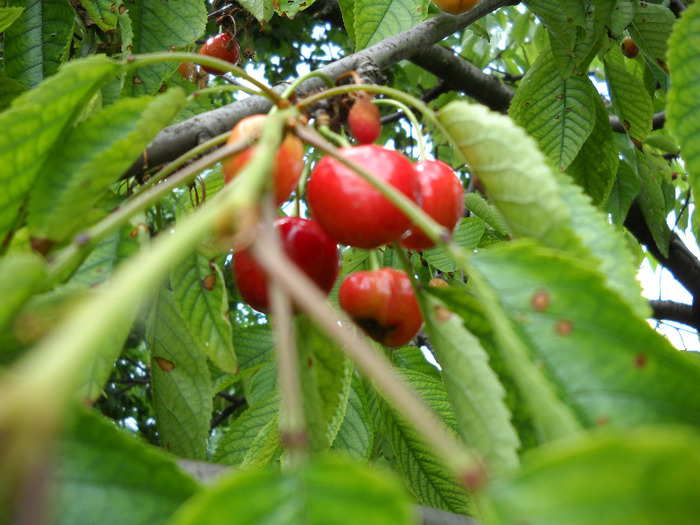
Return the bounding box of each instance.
[610,111,666,133]
[625,202,700,310]
[411,45,514,114]
[124,0,517,179]
[649,300,700,330]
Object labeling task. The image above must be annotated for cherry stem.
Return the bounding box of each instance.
[316,125,351,148]
[296,125,450,247]
[187,83,261,101]
[257,200,309,463]
[250,223,482,484]
[374,99,427,161]
[297,84,455,148]
[281,70,335,100]
[124,52,284,107]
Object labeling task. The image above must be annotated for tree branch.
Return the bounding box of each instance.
[624,202,700,327]
[123,0,518,180]
[410,45,514,114]
[649,300,700,330]
[610,111,666,133]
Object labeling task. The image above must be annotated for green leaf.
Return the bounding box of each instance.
[354,0,428,51]
[331,375,373,461]
[628,2,675,62]
[147,289,213,460]
[509,47,596,172]
[668,1,700,219]
[422,218,485,273]
[392,345,441,381]
[483,427,700,525]
[441,100,647,319]
[555,170,649,319]
[566,86,620,204]
[69,222,146,288]
[0,55,123,241]
[171,252,238,375]
[79,0,122,31]
[122,0,206,96]
[0,74,29,110]
[471,241,700,428]
[295,315,353,452]
[0,252,45,333]
[463,193,510,237]
[604,45,654,142]
[422,295,520,475]
[338,0,356,44]
[169,457,418,525]
[4,0,74,87]
[239,0,273,23]
[0,6,23,32]
[213,391,280,466]
[27,89,186,242]
[440,100,580,253]
[635,150,670,257]
[378,368,473,515]
[609,0,635,37]
[234,324,275,374]
[50,407,200,525]
[605,157,640,223]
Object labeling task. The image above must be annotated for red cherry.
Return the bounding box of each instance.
[199,33,240,75]
[223,115,304,205]
[233,217,340,313]
[338,268,423,347]
[401,159,464,250]
[347,97,381,144]
[307,145,420,249]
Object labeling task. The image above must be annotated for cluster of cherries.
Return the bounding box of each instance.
[221,105,464,348]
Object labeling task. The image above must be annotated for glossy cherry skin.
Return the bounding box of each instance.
[233,217,340,313]
[432,0,479,15]
[347,97,381,144]
[223,115,304,205]
[339,268,423,347]
[401,159,464,250]
[199,33,240,75]
[307,145,420,249]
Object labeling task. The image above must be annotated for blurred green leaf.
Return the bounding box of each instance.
[483,426,700,525]
[471,241,700,428]
[0,6,23,32]
[169,457,418,525]
[423,295,520,475]
[50,407,200,525]
[0,55,122,241]
[422,218,485,273]
[27,89,186,242]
